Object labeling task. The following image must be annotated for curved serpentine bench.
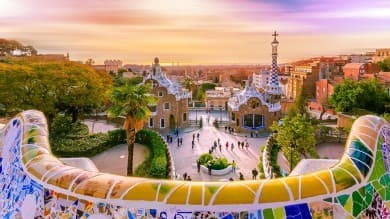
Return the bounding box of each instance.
[0,110,389,218]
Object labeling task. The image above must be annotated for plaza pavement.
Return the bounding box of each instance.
[168,113,267,181]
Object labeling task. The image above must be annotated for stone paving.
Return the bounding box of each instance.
[168,113,268,181]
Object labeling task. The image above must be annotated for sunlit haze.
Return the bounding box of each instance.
[1,0,390,64]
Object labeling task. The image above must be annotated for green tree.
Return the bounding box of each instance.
[0,57,111,122]
[108,83,156,175]
[378,58,390,72]
[271,114,318,169]
[330,79,390,114]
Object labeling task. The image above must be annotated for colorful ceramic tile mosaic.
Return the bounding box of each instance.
[0,110,389,218]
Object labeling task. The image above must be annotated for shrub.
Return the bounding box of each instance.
[198,154,229,170]
[210,157,229,170]
[49,115,126,157]
[135,129,168,178]
[198,153,213,165]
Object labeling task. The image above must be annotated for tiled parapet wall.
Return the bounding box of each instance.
[262,135,276,179]
[0,110,389,218]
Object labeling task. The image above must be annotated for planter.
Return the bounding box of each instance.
[200,164,232,176]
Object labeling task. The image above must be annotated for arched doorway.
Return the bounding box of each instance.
[169,114,176,130]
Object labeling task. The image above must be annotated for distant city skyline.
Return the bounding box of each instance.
[1,0,390,64]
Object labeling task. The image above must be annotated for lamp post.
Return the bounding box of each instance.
[195,108,198,125]
[220,106,222,123]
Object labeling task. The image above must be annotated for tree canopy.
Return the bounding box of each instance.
[0,57,111,122]
[271,113,318,169]
[0,39,37,56]
[108,82,156,175]
[329,79,390,114]
[378,57,390,72]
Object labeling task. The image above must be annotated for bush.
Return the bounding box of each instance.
[198,153,213,165]
[135,129,168,178]
[50,114,126,157]
[198,154,229,170]
[210,157,229,170]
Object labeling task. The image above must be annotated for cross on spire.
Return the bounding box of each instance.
[272,31,279,40]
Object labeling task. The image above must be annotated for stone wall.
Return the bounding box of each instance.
[146,80,189,131]
[228,97,281,132]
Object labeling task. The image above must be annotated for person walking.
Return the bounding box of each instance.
[197,159,201,173]
[192,140,195,149]
[231,160,236,174]
[192,133,195,141]
[177,138,180,148]
[218,143,222,152]
[197,132,200,141]
[183,172,188,180]
[207,161,212,175]
[246,142,250,150]
[231,143,234,151]
[237,141,241,149]
[252,168,258,180]
[225,141,229,150]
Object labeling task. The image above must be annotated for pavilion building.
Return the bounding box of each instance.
[143,57,191,131]
[227,32,283,131]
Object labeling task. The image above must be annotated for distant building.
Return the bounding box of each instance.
[228,32,282,131]
[343,63,367,81]
[372,48,390,63]
[253,70,269,91]
[104,60,123,73]
[287,62,320,99]
[377,72,390,95]
[205,87,233,110]
[143,57,191,130]
[309,79,339,113]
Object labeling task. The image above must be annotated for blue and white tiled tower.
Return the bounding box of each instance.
[265,31,283,110]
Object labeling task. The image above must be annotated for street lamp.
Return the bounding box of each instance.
[219,106,222,123]
[195,108,198,125]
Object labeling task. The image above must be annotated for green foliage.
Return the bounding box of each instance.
[382,113,390,123]
[113,76,143,87]
[108,83,156,122]
[198,153,229,170]
[213,119,219,128]
[271,113,319,169]
[269,141,282,177]
[0,57,111,121]
[193,83,216,101]
[49,114,126,157]
[198,153,213,165]
[378,57,390,72]
[329,79,390,114]
[135,130,168,178]
[209,157,229,170]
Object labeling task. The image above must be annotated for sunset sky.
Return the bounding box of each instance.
[1,0,390,65]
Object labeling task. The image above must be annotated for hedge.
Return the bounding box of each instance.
[198,153,229,170]
[50,129,126,157]
[135,129,168,178]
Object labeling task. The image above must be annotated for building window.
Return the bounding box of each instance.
[148,105,157,112]
[164,102,170,110]
[183,113,187,121]
[160,118,165,128]
[149,118,154,128]
[158,91,163,97]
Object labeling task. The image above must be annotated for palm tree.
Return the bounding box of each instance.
[108,83,156,175]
